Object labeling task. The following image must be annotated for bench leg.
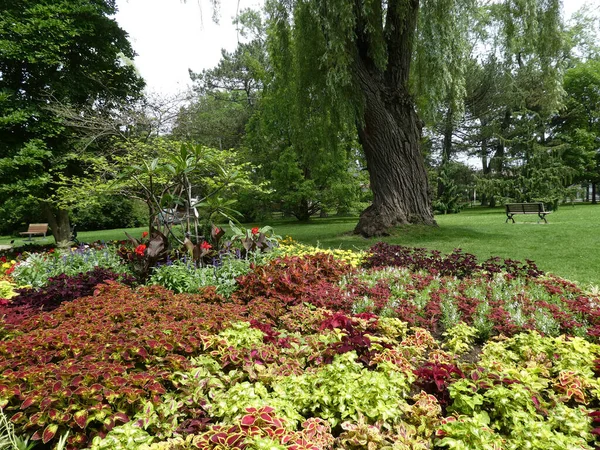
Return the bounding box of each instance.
[538,213,548,224]
[506,215,515,223]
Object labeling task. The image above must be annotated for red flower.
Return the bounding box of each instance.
[251,227,260,235]
[201,241,212,250]
[213,226,220,234]
[142,231,149,238]
[135,244,147,256]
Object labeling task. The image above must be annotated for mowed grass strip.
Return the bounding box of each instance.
[1,204,598,285]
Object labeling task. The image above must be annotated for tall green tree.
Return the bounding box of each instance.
[554,59,600,203]
[0,0,144,242]
[258,0,563,236]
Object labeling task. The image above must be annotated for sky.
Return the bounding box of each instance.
[114,0,263,96]
[115,0,592,96]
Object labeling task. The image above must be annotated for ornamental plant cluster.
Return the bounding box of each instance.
[1,238,600,449]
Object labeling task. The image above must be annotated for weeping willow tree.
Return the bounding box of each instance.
[199,0,563,236]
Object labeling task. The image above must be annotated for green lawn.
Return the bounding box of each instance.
[1,204,599,285]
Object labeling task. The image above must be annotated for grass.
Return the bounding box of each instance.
[1,204,598,285]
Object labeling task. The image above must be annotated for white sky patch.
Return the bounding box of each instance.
[114,0,263,96]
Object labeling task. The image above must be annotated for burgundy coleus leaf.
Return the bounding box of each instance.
[226,433,244,446]
[42,423,58,444]
[70,375,84,387]
[10,412,24,423]
[259,412,273,423]
[210,432,229,444]
[110,376,127,387]
[240,415,256,426]
[73,410,88,429]
[113,412,129,424]
[39,397,53,410]
[20,397,35,409]
[147,382,166,394]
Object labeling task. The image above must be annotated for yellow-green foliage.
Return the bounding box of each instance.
[278,239,367,267]
[0,280,17,300]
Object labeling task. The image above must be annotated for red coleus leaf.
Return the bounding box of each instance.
[225,433,244,446]
[42,423,58,444]
[20,397,35,409]
[113,412,129,424]
[10,412,24,423]
[40,397,53,410]
[240,415,256,426]
[73,410,88,429]
[110,376,127,387]
[210,432,228,444]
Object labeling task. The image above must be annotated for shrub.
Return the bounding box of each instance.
[71,196,148,231]
[11,247,128,288]
[363,242,543,279]
[233,254,354,310]
[0,268,136,326]
[0,283,246,448]
[0,281,17,301]
[148,257,253,297]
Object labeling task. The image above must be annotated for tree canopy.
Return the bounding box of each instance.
[0,0,144,242]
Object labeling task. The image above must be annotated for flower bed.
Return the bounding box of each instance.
[1,242,600,449]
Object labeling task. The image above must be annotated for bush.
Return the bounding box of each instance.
[233,253,355,311]
[0,283,244,448]
[11,246,128,288]
[363,242,543,279]
[148,257,253,297]
[1,267,136,325]
[71,196,148,231]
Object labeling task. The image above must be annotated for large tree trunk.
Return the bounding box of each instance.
[42,203,71,244]
[353,0,436,237]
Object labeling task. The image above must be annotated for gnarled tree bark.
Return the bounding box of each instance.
[353,0,436,237]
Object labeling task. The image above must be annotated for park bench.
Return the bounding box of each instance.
[505,203,552,224]
[19,223,49,240]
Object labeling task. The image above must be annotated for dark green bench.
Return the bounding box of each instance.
[505,203,552,224]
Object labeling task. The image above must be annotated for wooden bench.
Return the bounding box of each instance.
[19,223,49,240]
[505,203,552,224]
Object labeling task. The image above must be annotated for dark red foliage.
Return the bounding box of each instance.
[0,268,136,325]
[0,283,247,447]
[320,312,388,367]
[364,243,543,279]
[233,254,354,311]
[413,362,465,413]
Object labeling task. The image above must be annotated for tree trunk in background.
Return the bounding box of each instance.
[42,203,71,243]
[438,107,454,199]
[593,183,597,205]
[353,0,436,237]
